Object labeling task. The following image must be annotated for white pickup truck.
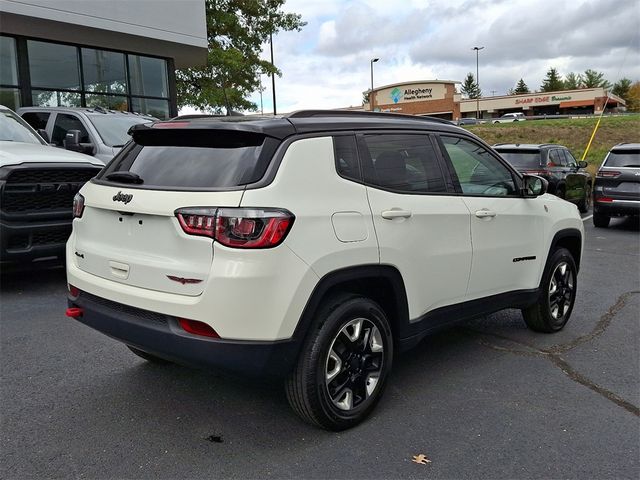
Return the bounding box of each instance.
[493,112,526,123]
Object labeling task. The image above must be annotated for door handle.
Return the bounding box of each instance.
[475,209,496,218]
[381,209,412,219]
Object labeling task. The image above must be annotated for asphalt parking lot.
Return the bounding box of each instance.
[1,215,638,479]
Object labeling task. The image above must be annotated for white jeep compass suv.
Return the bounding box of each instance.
[66,111,584,430]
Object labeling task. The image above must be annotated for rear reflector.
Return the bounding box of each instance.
[66,307,84,318]
[595,196,614,203]
[68,284,80,298]
[178,318,220,338]
[597,170,621,178]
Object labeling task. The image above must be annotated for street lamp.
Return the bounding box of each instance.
[370,58,379,111]
[472,46,484,119]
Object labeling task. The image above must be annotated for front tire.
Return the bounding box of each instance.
[285,295,393,431]
[578,183,592,213]
[522,248,577,333]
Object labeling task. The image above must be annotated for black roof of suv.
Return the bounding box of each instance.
[140,110,460,140]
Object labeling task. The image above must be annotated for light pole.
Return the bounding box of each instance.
[472,46,484,119]
[370,58,379,111]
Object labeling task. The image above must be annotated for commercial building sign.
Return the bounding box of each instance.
[514,94,572,106]
[377,83,447,105]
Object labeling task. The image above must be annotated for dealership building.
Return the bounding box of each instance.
[0,0,207,118]
[367,80,626,120]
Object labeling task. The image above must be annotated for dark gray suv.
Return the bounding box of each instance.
[494,143,592,213]
[593,143,640,228]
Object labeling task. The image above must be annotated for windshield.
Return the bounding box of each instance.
[86,114,154,148]
[604,151,640,168]
[0,109,46,145]
[496,150,542,169]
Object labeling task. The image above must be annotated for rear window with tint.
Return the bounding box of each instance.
[604,150,640,168]
[99,130,279,189]
[495,149,542,169]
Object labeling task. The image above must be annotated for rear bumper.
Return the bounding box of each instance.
[594,199,640,216]
[67,290,301,377]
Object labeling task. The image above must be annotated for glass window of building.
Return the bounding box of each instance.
[86,94,128,111]
[82,48,127,94]
[28,40,81,90]
[131,97,169,119]
[128,55,168,98]
[32,90,81,107]
[1,36,19,86]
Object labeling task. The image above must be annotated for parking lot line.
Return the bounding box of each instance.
[582,214,593,222]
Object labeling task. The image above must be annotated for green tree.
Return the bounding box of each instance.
[626,81,640,112]
[540,67,564,92]
[563,72,582,90]
[513,78,530,94]
[612,78,633,102]
[582,69,611,89]
[461,72,481,99]
[176,0,305,114]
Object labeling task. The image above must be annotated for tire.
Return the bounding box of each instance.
[285,294,393,431]
[522,248,577,333]
[593,212,610,228]
[577,183,592,213]
[127,345,173,364]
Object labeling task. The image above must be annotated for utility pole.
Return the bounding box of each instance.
[370,58,379,111]
[472,46,484,119]
[270,32,276,115]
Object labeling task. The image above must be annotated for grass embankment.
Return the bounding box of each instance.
[466,115,640,176]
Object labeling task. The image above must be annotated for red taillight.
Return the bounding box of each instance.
[178,318,220,338]
[72,193,85,218]
[595,196,614,203]
[597,170,621,178]
[176,207,294,249]
[68,284,80,297]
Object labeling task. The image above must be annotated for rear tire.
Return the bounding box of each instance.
[285,294,393,431]
[593,213,610,228]
[578,183,592,213]
[127,346,172,364]
[522,248,577,333]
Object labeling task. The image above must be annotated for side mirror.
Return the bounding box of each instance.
[522,174,548,197]
[577,160,588,169]
[64,130,95,155]
[37,128,50,143]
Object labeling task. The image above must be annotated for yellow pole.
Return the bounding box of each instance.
[581,92,610,161]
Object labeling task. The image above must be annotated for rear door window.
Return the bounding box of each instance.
[21,111,50,131]
[548,149,564,167]
[99,129,279,190]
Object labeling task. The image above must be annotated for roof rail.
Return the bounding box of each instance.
[286,109,454,125]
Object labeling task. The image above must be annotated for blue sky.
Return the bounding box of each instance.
[183,0,640,114]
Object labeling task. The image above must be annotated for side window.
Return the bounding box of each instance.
[334,135,360,182]
[51,113,90,147]
[548,149,564,167]
[440,136,517,196]
[361,134,447,193]
[563,149,577,167]
[21,112,50,131]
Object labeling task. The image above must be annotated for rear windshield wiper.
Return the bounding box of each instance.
[105,171,144,184]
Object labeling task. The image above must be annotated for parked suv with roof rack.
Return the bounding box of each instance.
[593,143,640,228]
[494,143,592,212]
[0,105,103,267]
[18,106,156,163]
[66,110,584,430]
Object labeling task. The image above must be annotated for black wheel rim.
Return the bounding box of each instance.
[324,318,384,411]
[548,261,575,321]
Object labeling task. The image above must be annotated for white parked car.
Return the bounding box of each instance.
[66,110,584,430]
[0,105,103,267]
[493,112,526,123]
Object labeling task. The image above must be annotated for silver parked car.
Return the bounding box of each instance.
[17,106,156,163]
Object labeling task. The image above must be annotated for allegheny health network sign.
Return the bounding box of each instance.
[377,83,447,105]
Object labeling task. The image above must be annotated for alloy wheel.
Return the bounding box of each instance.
[548,261,575,320]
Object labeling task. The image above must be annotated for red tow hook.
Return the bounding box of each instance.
[65,307,84,318]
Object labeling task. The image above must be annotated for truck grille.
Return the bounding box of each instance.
[1,167,99,214]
